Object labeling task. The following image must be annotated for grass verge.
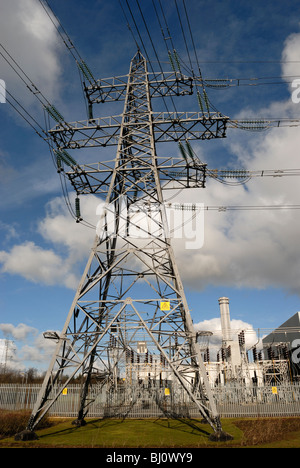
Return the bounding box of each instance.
[1,412,300,448]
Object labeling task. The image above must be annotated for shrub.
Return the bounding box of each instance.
[0,410,51,438]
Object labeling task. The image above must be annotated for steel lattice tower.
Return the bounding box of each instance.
[25,51,230,439]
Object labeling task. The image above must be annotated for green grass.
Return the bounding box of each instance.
[0,418,241,448]
[1,416,300,448]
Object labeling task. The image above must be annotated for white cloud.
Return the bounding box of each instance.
[0,0,63,107]
[282,31,300,83]
[20,335,56,365]
[0,322,37,341]
[0,323,38,370]
[0,194,99,289]
[0,241,79,288]
[1,24,300,299]
[169,30,300,295]
[38,194,99,257]
[194,317,261,360]
[0,324,57,370]
[0,339,17,368]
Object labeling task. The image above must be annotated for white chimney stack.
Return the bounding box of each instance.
[218,297,232,344]
[218,296,242,373]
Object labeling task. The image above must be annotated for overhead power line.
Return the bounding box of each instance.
[169,202,300,213]
[1,0,300,224]
[203,75,300,89]
[205,204,300,212]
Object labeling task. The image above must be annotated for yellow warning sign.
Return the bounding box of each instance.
[164,388,170,396]
[62,388,68,395]
[160,301,170,311]
[272,386,278,395]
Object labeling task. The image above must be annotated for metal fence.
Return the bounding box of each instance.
[1,382,300,419]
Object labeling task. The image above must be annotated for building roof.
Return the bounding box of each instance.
[262,312,300,347]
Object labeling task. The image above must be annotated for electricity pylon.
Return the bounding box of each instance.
[24,51,231,440]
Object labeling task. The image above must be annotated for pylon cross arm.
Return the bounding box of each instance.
[48,112,228,149]
[63,156,207,195]
[86,71,194,103]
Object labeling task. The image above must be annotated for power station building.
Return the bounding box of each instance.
[201,298,300,386]
[262,312,300,356]
[124,297,300,388]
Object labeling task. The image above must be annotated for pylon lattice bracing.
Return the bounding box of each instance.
[26,52,229,437]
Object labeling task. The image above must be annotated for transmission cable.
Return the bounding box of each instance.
[154,0,176,52]
[38,0,84,64]
[173,0,221,115]
[0,44,51,108]
[170,202,300,213]
[2,87,48,141]
[182,0,203,81]
[122,0,182,140]
[118,0,141,51]
[135,0,181,118]
[174,0,194,75]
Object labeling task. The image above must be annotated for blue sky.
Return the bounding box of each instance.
[1,0,300,371]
